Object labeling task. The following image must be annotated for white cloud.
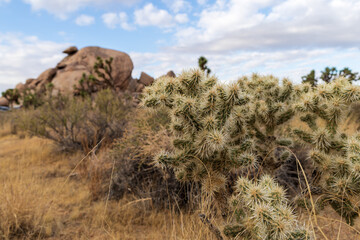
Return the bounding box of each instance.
[134,3,189,28]
[130,47,360,84]
[162,0,192,13]
[173,0,360,53]
[197,0,207,5]
[23,0,139,19]
[134,3,174,28]
[102,12,134,30]
[75,14,95,26]
[0,32,69,88]
[175,13,189,24]
[102,13,118,28]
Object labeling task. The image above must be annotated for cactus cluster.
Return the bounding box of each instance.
[142,70,307,193]
[224,175,309,240]
[294,77,360,224]
[141,69,360,237]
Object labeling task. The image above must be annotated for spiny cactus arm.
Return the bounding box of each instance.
[343,85,360,102]
[299,114,318,131]
[273,108,294,129]
[293,129,313,144]
[177,69,204,97]
[226,176,309,240]
[278,79,293,102]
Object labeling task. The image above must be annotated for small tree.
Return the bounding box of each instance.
[301,70,317,87]
[339,67,359,82]
[320,67,338,83]
[74,57,116,97]
[1,89,20,108]
[302,67,359,86]
[198,56,211,76]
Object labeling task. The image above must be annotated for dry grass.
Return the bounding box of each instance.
[1,107,360,239]
[0,130,217,239]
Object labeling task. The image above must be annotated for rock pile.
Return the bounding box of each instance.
[14,46,163,96]
[1,46,177,107]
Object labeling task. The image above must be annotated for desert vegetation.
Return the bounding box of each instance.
[1,67,360,239]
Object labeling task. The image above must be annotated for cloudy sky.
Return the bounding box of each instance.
[1,0,360,92]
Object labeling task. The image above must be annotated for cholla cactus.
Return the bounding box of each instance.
[141,70,308,194]
[142,69,312,237]
[224,175,309,240]
[294,77,360,224]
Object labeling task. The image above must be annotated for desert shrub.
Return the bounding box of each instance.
[16,89,130,152]
[21,89,43,109]
[110,108,201,209]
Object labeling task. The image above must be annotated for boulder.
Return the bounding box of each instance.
[135,83,145,92]
[15,83,25,92]
[35,68,57,92]
[139,72,154,86]
[166,70,176,78]
[25,78,35,85]
[27,78,40,89]
[63,46,78,55]
[0,97,9,107]
[127,78,139,92]
[51,46,134,94]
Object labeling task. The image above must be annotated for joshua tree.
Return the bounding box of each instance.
[320,67,338,83]
[21,89,43,109]
[198,56,211,76]
[302,67,359,86]
[301,70,317,87]
[2,89,20,108]
[74,57,116,97]
[339,67,359,82]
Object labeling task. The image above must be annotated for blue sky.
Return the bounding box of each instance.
[1,0,360,92]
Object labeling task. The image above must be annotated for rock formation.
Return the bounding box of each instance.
[15,46,153,96]
[0,97,9,107]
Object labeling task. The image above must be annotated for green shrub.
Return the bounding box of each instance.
[21,89,43,109]
[17,89,130,152]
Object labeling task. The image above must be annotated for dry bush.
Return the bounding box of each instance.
[15,89,130,152]
[110,108,201,209]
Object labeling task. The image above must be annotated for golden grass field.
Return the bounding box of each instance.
[0,123,219,240]
[1,111,360,239]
